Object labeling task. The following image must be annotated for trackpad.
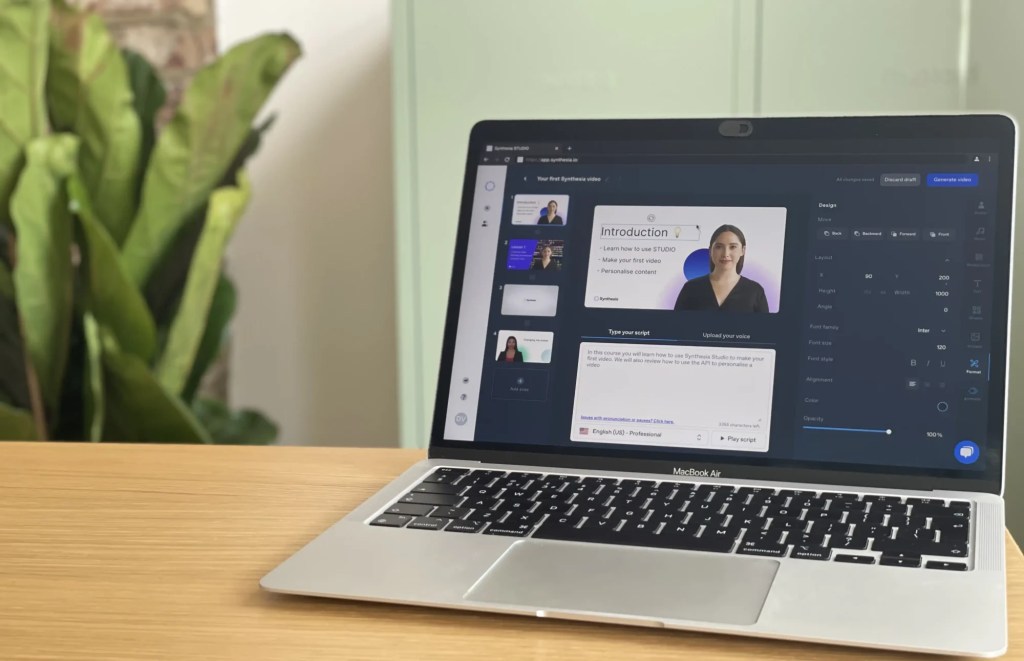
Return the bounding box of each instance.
[465,540,778,625]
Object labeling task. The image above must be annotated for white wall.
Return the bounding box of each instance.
[215,0,398,446]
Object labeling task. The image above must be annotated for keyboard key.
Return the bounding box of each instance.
[829,499,867,512]
[880,555,921,568]
[823,492,858,501]
[804,508,843,522]
[538,501,575,515]
[809,521,849,537]
[704,524,742,541]
[872,538,969,558]
[834,554,875,565]
[659,521,696,536]
[863,495,902,504]
[849,524,893,541]
[791,545,831,561]
[370,514,412,528]
[930,518,970,541]
[871,503,909,516]
[778,489,815,499]
[827,535,869,550]
[484,523,535,537]
[914,505,969,519]
[744,530,785,545]
[764,505,799,519]
[412,482,462,495]
[846,512,885,525]
[399,492,461,506]
[430,506,473,520]
[906,497,945,507]
[690,512,728,528]
[421,468,470,483]
[767,518,806,533]
[619,520,659,535]
[532,516,587,541]
[792,497,828,510]
[737,539,787,557]
[786,532,827,547]
[462,497,501,511]
[925,560,968,571]
[406,517,452,531]
[894,527,937,543]
[385,503,434,517]
[447,520,486,533]
[886,515,928,529]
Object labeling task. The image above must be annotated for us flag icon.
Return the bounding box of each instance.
[579,428,589,435]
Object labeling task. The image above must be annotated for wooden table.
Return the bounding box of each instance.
[0,443,1020,660]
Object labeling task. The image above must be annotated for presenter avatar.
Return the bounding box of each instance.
[674,224,769,312]
[531,243,560,271]
[538,200,564,225]
[496,336,525,363]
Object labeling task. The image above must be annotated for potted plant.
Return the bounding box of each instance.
[0,0,300,443]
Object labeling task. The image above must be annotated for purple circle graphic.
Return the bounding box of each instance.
[683,248,710,280]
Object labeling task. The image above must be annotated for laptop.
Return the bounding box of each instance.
[263,115,1015,657]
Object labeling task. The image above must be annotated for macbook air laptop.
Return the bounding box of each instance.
[263,115,1016,657]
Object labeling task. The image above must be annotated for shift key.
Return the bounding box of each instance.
[399,492,461,506]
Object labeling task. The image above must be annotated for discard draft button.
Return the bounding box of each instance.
[880,173,921,187]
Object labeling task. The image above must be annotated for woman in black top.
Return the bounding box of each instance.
[530,243,560,271]
[496,336,525,363]
[674,224,769,313]
[538,200,564,225]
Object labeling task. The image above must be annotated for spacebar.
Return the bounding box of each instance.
[532,522,734,553]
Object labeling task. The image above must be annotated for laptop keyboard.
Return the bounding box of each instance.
[370,468,972,570]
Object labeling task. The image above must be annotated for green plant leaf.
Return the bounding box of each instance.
[10,133,79,413]
[0,258,11,298]
[82,311,102,441]
[156,172,250,396]
[0,0,50,227]
[68,174,156,360]
[142,116,277,331]
[100,330,210,443]
[47,1,142,246]
[121,33,300,287]
[0,400,36,440]
[182,272,235,402]
[0,294,31,409]
[192,398,277,445]
[121,48,165,187]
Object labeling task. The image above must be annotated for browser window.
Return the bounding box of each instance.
[445,139,999,473]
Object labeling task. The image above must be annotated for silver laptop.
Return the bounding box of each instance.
[263,115,1015,657]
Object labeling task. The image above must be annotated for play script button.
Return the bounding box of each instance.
[711,433,765,450]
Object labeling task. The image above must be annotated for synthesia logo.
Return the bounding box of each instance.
[672,467,723,478]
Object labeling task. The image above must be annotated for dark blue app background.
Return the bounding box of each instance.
[468,145,999,474]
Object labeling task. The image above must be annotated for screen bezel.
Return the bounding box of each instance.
[428,115,1016,496]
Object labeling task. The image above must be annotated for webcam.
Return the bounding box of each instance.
[719,120,753,137]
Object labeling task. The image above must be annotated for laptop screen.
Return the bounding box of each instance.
[436,118,1013,487]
